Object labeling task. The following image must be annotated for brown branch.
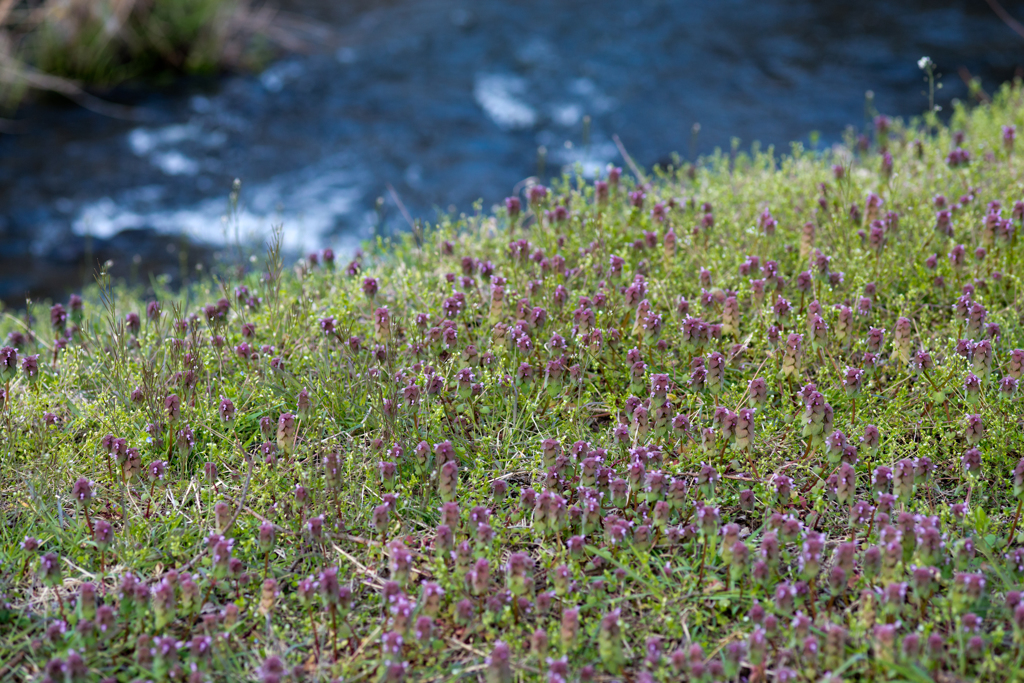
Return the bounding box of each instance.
[958,66,992,103]
[386,182,416,231]
[0,56,148,121]
[613,133,648,185]
[0,650,25,680]
[0,0,16,26]
[985,0,1024,40]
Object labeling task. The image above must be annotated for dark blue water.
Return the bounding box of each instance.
[1,0,1021,301]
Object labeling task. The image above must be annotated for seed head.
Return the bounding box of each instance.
[276,413,296,454]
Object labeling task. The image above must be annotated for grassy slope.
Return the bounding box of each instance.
[3,84,1024,682]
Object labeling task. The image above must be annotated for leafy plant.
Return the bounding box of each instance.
[3,78,1024,682]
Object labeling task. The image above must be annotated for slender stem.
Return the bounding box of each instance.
[697,538,707,586]
[308,609,321,663]
[144,481,156,518]
[800,440,813,463]
[191,580,215,630]
[1011,499,1024,545]
[331,605,339,662]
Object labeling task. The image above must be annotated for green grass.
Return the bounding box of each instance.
[4,82,1024,682]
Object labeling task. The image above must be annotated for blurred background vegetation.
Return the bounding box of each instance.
[0,0,285,110]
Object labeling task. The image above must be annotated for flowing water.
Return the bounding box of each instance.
[1,0,1021,302]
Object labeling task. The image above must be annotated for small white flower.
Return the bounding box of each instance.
[918,56,933,71]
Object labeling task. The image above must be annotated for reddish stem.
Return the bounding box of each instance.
[308,609,321,663]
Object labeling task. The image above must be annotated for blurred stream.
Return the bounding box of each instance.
[1,0,1021,302]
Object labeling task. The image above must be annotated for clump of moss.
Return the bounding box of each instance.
[2,81,1024,682]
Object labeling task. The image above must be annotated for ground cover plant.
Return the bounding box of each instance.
[4,80,1024,683]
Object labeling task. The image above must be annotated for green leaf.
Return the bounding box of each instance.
[974,506,990,535]
[874,660,934,683]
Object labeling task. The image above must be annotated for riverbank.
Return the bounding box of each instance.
[2,81,1024,681]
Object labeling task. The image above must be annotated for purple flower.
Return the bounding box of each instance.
[147,460,167,483]
[39,552,62,586]
[164,394,181,422]
[505,196,521,218]
[962,447,983,477]
[21,354,39,380]
[486,641,512,683]
[71,477,94,504]
[362,277,379,300]
[124,312,141,335]
[219,396,236,422]
[0,346,17,381]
